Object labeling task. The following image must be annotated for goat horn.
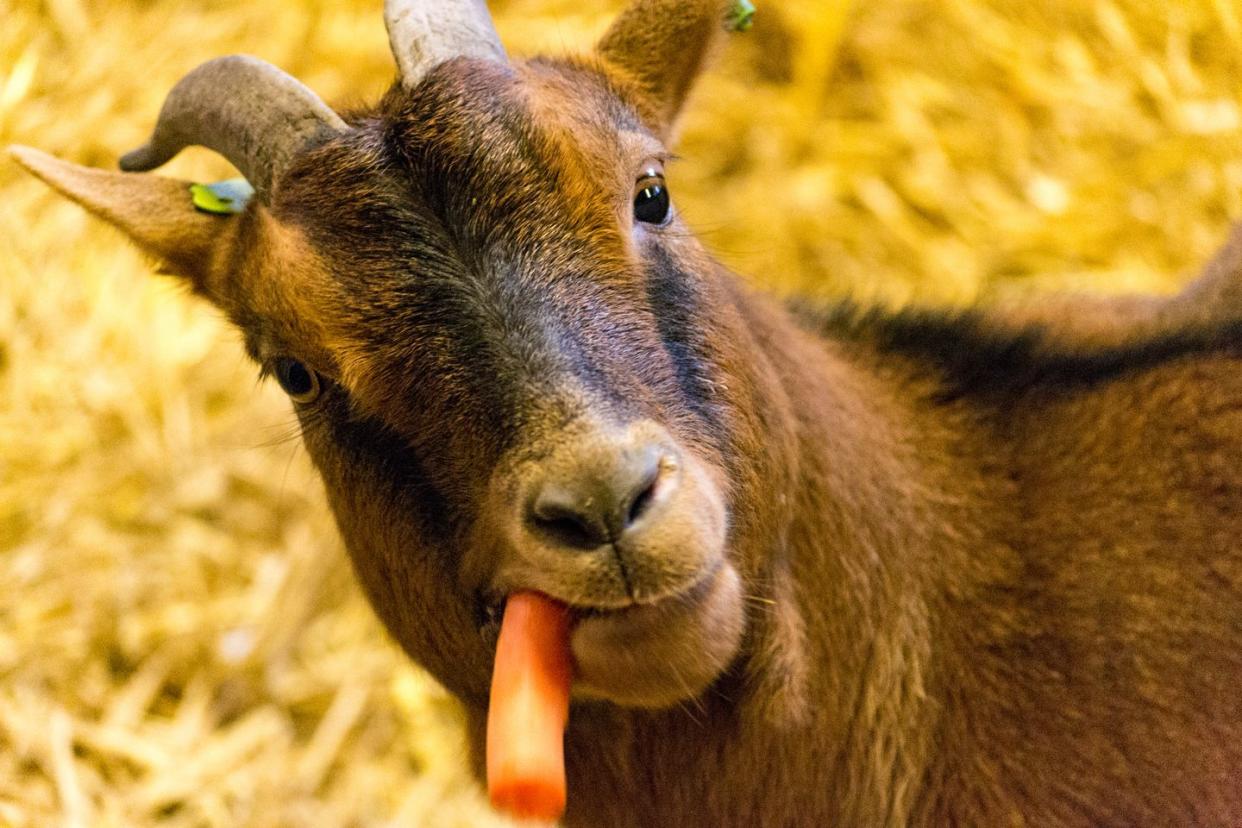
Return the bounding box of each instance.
[119,55,347,203]
[385,0,507,90]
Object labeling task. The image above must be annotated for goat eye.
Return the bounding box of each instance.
[274,357,321,404]
[634,174,671,225]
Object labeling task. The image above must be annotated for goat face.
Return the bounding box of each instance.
[264,56,745,707]
[13,0,751,709]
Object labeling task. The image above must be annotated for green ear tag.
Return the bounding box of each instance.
[726,0,756,32]
[190,178,254,215]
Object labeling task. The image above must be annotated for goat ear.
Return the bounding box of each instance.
[9,145,232,293]
[597,0,733,137]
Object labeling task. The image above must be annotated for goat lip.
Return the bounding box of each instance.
[570,566,718,622]
[479,569,709,629]
[476,594,508,651]
[475,585,663,648]
[567,563,745,709]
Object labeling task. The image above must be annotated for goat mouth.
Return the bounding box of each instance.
[476,563,745,709]
[477,594,508,651]
[475,564,714,642]
[573,562,718,620]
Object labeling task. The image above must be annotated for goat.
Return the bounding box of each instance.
[11,0,1242,824]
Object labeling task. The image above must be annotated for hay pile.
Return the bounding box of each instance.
[3,0,1241,824]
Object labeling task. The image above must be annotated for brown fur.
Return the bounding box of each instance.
[11,1,1242,824]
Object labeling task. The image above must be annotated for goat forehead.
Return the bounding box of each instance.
[391,57,648,208]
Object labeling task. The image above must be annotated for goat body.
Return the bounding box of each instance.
[552,244,1242,825]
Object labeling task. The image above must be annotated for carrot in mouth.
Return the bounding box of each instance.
[486,591,574,821]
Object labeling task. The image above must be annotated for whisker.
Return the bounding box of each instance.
[278,435,301,505]
[743,593,778,615]
[669,656,709,723]
[254,427,303,450]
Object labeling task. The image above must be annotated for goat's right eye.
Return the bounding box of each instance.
[274,357,321,404]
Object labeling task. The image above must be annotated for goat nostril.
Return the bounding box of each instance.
[624,466,661,529]
[530,489,612,549]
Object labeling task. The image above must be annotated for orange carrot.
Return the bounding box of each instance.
[486,591,574,822]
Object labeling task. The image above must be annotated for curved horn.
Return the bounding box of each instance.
[385,0,507,90]
[120,55,347,202]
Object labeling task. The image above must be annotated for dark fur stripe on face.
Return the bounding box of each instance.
[645,244,729,439]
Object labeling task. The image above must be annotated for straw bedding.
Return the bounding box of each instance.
[2,0,1240,824]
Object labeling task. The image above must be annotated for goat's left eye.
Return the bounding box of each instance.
[274,357,321,404]
[634,173,671,225]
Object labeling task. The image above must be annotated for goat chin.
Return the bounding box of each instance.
[569,562,745,709]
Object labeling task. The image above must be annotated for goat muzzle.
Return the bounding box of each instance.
[475,419,744,708]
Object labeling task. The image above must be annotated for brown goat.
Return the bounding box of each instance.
[11,0,1242,824]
